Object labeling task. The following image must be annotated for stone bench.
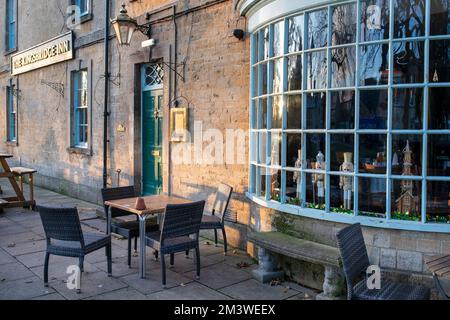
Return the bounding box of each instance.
[248,231,345,300]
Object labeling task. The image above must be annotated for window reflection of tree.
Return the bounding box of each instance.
[393,41,424,83]
[288,15,303,52]
[360,44,388,85]
[394,0,425,38]
[308,10,328,49]
[332,3,356,45]
[361,0,390,41]
[332,47,355,87]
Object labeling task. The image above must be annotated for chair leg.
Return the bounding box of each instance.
[153,250,159,260]
[106,244,112,277]
[170,253,175,267]
[44,252,50,287]
[128,237,132,268]
[185,250,189,258]
[161,254,167,288]
[79,255,85,273]
[134,237,138,253]
[222,227,228,256]
[214,229,218,247]
[195,246,201,280]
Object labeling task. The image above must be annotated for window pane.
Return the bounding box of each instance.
[288,15,304,53]
[269,169,281,201]
[273,21,285,57]
[252,66,259,96]
[429,87,450,130]
[306,134,326,169]
[430,0,450,35]
[391,179,421,221]
[391,135,422,176]
[360,89,388,129]
[250,165,256,193]
[428,135,450,176]
[257,167,267,197]
[306,173,326,210]
[360,0,390,42]
[359,43,389,86]
[252,33,259,64]
[287,54,302,91]
[306,92,326,129]
[392,88,423,130]
[272,58,283,93]
[359,134,387,174]
[330,134,354,171]
[286,95,302,129]
[427,181,450,223]
[359,177,386,217]
[250,132,257,162]
[259,27,270,61]
[286,170,302,205]
[307,50,327,90]
[330,175,354,213]
[392,41,424,84]
[258,132,268,164]
[429,40,450,83]
[271,96,282,129]
[286,133,302,168]
[270,132,282,166]
[331,90,355,129]
[332,3,357,45]
[258,98,268,129]
[308,9,328,49]
[394,0,425,38]
[331,46,356,88]
[261,63,268,95]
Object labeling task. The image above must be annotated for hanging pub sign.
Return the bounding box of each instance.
[11,32,74,76]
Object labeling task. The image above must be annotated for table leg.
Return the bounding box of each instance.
[107,206,112,235]
[29,174,34,203]
[139,215,147,279]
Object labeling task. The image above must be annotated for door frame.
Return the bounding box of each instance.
[140,63,164,195]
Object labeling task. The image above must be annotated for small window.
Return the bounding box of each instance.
[73,0,90,16]
[71,70,89,148]
[6,85,16,142]
[5,0,16,52]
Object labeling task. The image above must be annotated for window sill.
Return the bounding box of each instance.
[246,192,450,234]
[4,48,17,56]
[5,141,18,147]
[67,147,92,156]
[79,13,93,24]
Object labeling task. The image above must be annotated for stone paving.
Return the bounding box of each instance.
[0,181,317,300]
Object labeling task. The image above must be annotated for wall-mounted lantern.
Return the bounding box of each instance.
[111,4,151,46]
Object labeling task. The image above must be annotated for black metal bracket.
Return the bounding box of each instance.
[40,80,64,98]
[10,87,22,100]
[162,60,185,83]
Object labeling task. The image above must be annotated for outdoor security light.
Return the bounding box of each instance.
[111,4,151,46]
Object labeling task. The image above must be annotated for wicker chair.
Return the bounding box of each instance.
[336,223,430,300]
[38,205,112,293]
[199,183,233,255]
[146,200,205,287]
[101,186,158,267]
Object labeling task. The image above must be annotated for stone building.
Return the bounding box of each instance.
[1,0,449,297]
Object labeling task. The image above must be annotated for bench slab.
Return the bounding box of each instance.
[248,231,341,267]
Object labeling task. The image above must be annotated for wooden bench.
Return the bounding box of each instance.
[248,231,345,300]
[11,167,37,209]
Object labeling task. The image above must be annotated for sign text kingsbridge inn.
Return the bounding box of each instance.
[11,32,74,76]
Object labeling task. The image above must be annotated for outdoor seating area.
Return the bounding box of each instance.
[0,180,317,300]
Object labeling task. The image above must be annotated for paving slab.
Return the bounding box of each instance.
[93,256,143,278]
[89,287,147,300]
[81,218,106,232]
[84,244,128,264]
[0,248,15,265]
[185,261,252,290]
[2,239,46,256]
[31,292,66,300]
[0,276,55,300]
[0,231,44,248]
[166,253,219,274]
[16,250,75,269]
[208,250,257,269]
[146,281,232,300]
[198,240,227,256]
[120,270,193,295]
[0,261,36,282]
[219,279,299,300]
[30,259,100,281]
[50,271,128,300]
[0,223,30,236]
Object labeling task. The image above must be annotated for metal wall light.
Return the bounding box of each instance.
[111,4,151,46]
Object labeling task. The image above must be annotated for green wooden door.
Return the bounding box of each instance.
[142,90,163,195]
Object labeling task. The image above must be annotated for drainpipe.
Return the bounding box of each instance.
[103,0,111,189]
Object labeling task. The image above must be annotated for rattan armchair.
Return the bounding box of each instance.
[146,200,205,287]
[336,223,430,300]
[38,205,112,293]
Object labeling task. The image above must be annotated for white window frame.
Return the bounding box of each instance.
[248,0,450,233]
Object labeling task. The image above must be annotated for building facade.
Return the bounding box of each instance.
[1,0,449,296]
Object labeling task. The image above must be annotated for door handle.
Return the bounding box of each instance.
[152,150,160,157]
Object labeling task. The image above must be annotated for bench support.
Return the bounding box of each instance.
[316,265,345,300]
[252,247,285,283]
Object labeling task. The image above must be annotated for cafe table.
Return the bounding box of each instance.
[104,194,192,279]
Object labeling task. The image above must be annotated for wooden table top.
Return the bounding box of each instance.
[0,154,13,159]
[104,194,192,215]
[425,254,450,278]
